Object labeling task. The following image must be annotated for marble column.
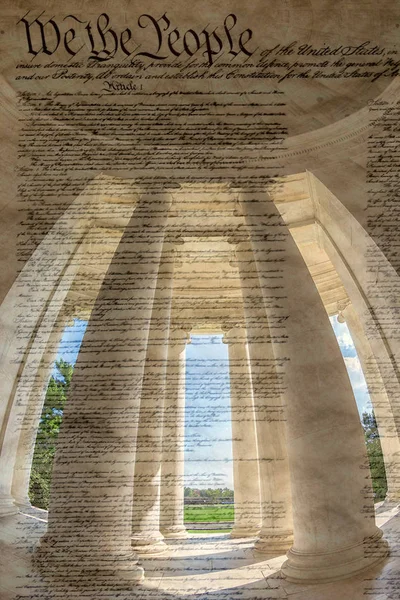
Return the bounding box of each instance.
[233,240,293,553]
[239,188,388,583]
[10,228,124,510]
[0,240,86,517]
[11,312,71,508]
[131,239,180,555]
[342,303,400,503]
[0,194,95,519]
[34,191,172,583]
[223,326,261,538]
[160,328,189,539]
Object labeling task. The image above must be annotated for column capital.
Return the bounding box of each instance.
[228,242,254,271]
[227,181,243,194]
[337,298,351,323]
[234,240,253,254]
[160,237,185,268]
[226,226,250,248]
[132,188,175,214]
[63,297,92,322]
[164,233,185,248]
[168,327,192,353]
[228,184,275,209]
[222,324,247,344]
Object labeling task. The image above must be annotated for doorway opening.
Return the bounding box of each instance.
[184,333,234,533]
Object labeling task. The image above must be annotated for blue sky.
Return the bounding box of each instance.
[53,319,88,370]
[330,315,372,415]
[185,334,232,490]
[53,315,371,489]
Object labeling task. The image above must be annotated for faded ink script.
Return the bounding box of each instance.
[2,4,398,600]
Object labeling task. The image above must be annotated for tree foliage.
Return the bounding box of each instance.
[184,487,233,502]
[362,410,387,501]
[29,359,73,509]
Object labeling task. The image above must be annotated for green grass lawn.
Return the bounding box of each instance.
[186,530,231,534]
[184,504,234,523]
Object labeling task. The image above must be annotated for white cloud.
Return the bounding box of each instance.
[336,330,354,350]
[343,355,362,373]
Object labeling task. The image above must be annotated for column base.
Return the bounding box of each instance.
[34,534,144,584]
[230,525,261,539]
[281,527,389,584]
[0,494,18,517]
[254,529,293,554]
[131,533,168,555]
[14,495,32,509]
[161,526,188,539]
[381,495,400,507]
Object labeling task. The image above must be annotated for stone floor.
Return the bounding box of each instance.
[1,504,400,600]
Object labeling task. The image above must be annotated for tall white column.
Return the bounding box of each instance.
[10,227,125,510]
[0,194,95,517]
[11,311,70,508]
[0,241,86,517]
[160,328,189,539]
[239,189,388,583]
[131,239,179,555]
[342,303,400,503]
[223,326,261,538]
[34,191,172,583]
[233,240,293,553]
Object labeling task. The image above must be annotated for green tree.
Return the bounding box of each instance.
[362,410,387,502]
[29,359,73,509]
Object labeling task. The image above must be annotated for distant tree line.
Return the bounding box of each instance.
[184,487,234,504]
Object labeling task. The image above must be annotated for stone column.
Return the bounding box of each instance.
[342,303,400,503]
[160,328,189,539]
[0,194,95,518]
[10,227,125,510]
[35,191,172,583]
[223,326,261,538]
[11,311,70,508]
[131,238,181,555]
[233,240,293,553]
[239,188,388,583]
[0,241,86,517]
[0,223,125,517]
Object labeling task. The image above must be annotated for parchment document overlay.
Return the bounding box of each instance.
[1,1,400,599]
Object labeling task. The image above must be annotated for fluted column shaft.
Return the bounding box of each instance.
[0,241,86,518]
[223,326,261,538]
[240,189,387,583]
[35,191,171,583]
[1,225,123,517]
[131,240,177,554]
[0,196,97,517]
[234,241,293,553]
[160,328,189,539]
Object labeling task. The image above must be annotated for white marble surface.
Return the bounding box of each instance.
[1,504,399,600]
